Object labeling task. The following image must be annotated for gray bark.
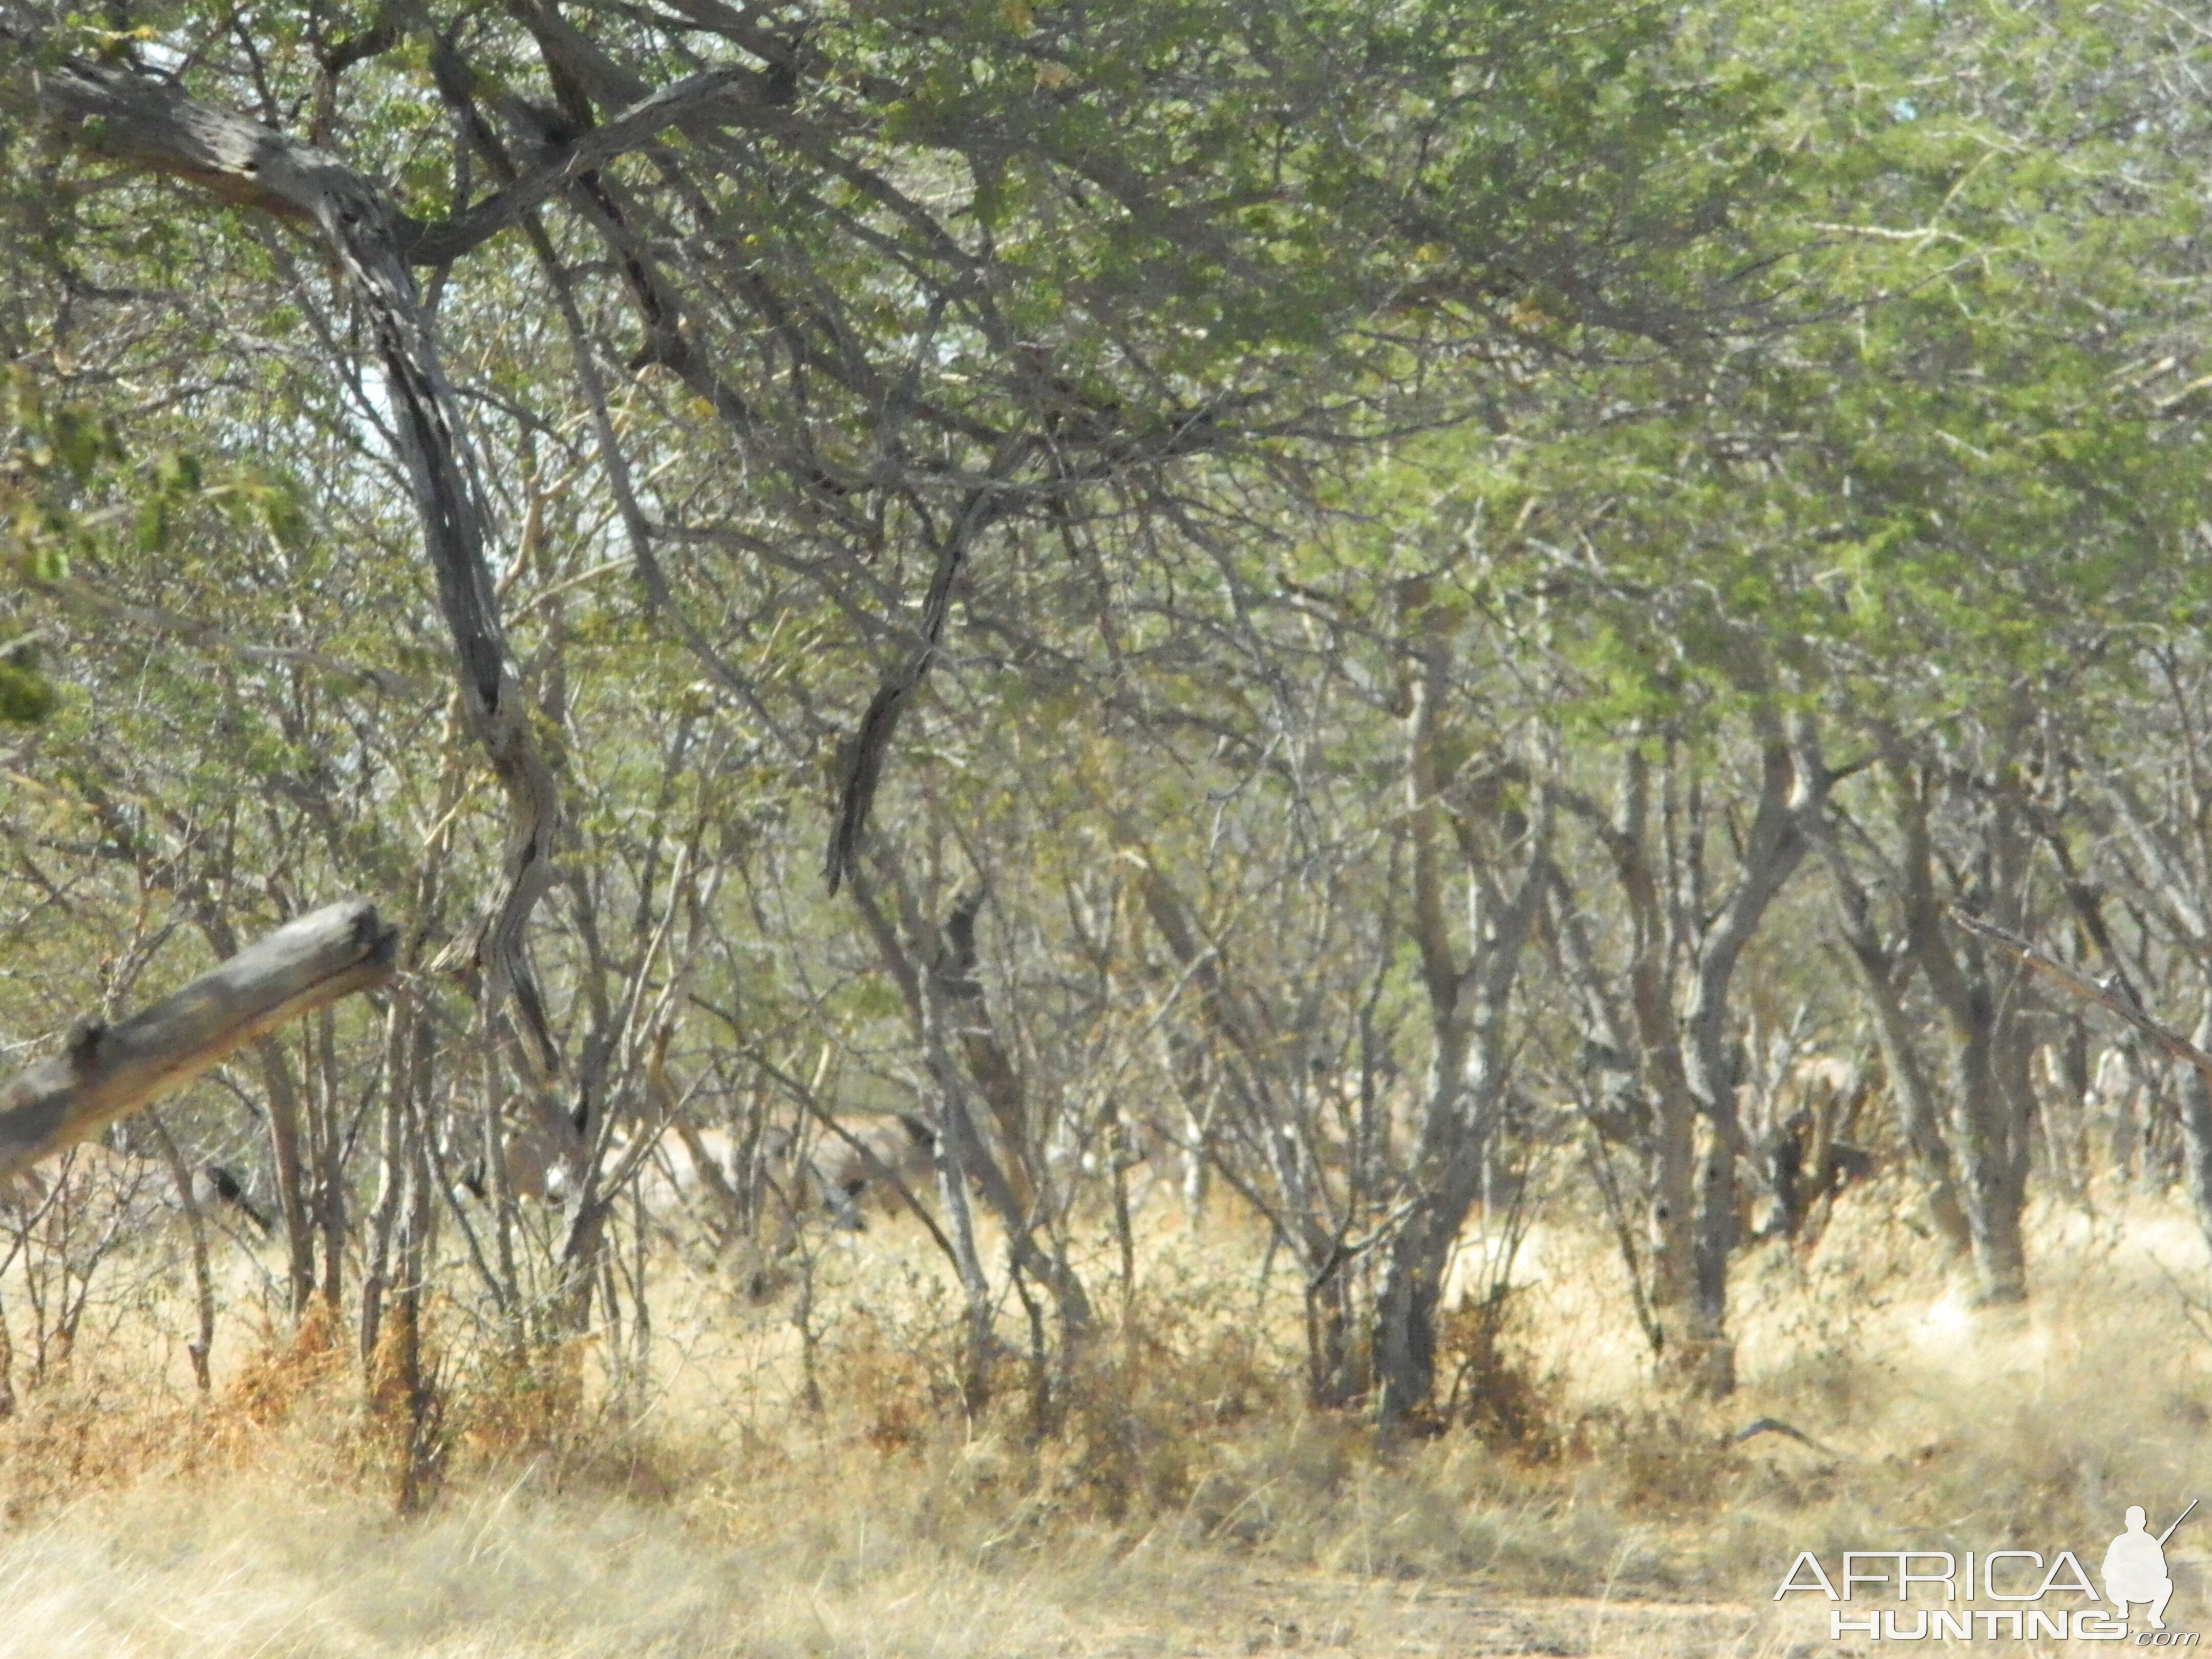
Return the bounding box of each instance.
[1372,610,1549,1428]
[1789,715,1973,1254]
[0,900,395,1184]
[22,50,565,1083]
[847,856,1093,1349]
[1551,714,1811,1398]
[2182,1008,2212,1256]
[1951,908,2212,1258]
[1678,721,1809,1395]
[1879,728,2033,1304]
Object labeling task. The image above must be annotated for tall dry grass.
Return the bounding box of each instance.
[0,1173,2208,1655]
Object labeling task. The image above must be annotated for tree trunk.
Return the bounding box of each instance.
[1554,716,1809,1399]
[1372,604,1548,1427]
[846,852,1094,1351]
[1952,1033,2031,1303]
[1790,715,1973,1254]
[1846,949,1975,1252]
[145,1113,215,1393]
[1372,1148,1481,1425]
[1883,731,2034,1306]
[1675,725,1809,1395]
[360,990,422,1367]
[2180,1005,2212,1257]
[922,989,1001,1405]
[257,1044,320,1317]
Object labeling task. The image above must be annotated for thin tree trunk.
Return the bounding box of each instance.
[1882,730,2032,1305]
[146,1113,215,1393]
[360,991,417,1367]
[2180,1004,2212,1256]
[258,1045,318,1317]
[1790,715,1972,1253]
[850,853,1093,1337]
[391,1084,441,1514]
[921,987,998,1402]
[312,1007,347,1312]
[1675,722,1809,1396]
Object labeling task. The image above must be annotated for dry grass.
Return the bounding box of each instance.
[1,1177,2209,1654]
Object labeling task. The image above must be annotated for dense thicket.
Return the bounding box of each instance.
[3,0,2211,1460]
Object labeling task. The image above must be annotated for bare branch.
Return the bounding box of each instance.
[0,900,396,1183]
[1949,906,2212,1084]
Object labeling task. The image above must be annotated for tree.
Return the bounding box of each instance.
[0,0,1780,1411]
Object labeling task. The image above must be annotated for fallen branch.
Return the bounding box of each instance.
[1948,906,2212,1084]
[0,900,396,1184]
[1732,1416,1840,1458]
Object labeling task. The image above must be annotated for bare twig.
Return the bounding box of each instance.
[1948,906,2212,1084]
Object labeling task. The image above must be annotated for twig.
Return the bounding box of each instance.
[1732,1416,1840,1458]
[1948,907,2212,1084]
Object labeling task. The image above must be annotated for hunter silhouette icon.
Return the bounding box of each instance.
[2105,1500,2196,1630]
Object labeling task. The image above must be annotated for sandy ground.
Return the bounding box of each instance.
[0,1529,1784,1659]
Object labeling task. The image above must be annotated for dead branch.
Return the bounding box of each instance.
[0,900,396,1183]
[1948,906,2212,1084]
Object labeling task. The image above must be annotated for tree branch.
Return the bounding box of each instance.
[19,41,566,1077]
[0,900,396,1183]
[1950,907,2212,1085]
